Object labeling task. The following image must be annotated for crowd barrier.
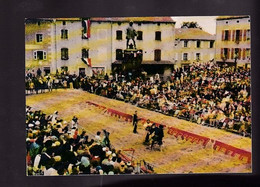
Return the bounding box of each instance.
[167,127,210,147]
[212,140,251,163]
[85,100,252,164]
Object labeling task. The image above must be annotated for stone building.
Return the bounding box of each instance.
[25,17,176,77]
[215,16,250,68]
[174,28,215,69]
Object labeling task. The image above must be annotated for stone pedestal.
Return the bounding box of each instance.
[122,49,143,78]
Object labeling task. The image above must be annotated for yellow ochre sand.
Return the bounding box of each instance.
[26,89,252,173]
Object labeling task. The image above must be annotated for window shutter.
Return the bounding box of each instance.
[188,53,190,60]
[43,51,47,60]
[222,30,225,41]
[201,41,203,48]
[231,48,234,59]
[232,30,235,41]
[239,30,242,41]
[33,51,37,60]
[243,29,247,41]
[200,52,203,60]
[242,49,246,60]
[228,30,231,41]
[181,53,184,60]
[182,41,184,48]
[238,48,241,59]
[227,48,230,59]
[188,41,190,48]
[221,48,224,58]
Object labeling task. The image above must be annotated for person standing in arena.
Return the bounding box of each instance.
[133,111,138,133]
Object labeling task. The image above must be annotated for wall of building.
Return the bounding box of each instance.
[25,20,54,74]
[174,40,215,67]
[111,22,175,62]
[55,20,87,75]
[87,22,112,76]
[215,17,250,66]
[25,19,176,76]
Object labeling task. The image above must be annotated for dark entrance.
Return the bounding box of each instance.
[43,67,50,76]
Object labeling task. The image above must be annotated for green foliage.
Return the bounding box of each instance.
[181,21,202,29]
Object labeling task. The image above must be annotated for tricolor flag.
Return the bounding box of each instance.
[82,57,92,67]
[82,19,91,39]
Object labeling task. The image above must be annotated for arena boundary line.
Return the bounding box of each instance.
[85,100,252,164]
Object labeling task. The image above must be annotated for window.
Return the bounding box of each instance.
[33,50,47,60]
[116,30,122,40]
[237,20,239,23]
[224,30,229,41]
[79,68,85,75]
[63,21,66,25]
[234,48,241,59]
[184,40,188,48]
[154,49,161,61]
[137,50,143,61]
[210,41,214,48]
[246,48,251,59]
[155,31,161,41]
[246,29,250,40]
[224,48,229,59]
[235,30,242,41]
[221,48,231,59]
[137,31,143,40]
[196,40,201,48]
[157,23,160,26]
[138,23,142,26]
[36,34,43,43]
[43,67,50,75]
[116,49,123,60]
[226,21,228,24]
[61,48,69,60]
[61,29,68,39]
[183,53,188,61]
[82,48,89,58]
[61,66,68,72]
[196,53,200,61]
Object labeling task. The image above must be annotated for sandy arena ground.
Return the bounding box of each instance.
[26,89,252,174]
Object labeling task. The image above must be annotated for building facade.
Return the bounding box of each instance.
[215,16,251,67]
[25,19,55,75]
[174,28,215,69]
[25,17,176,77]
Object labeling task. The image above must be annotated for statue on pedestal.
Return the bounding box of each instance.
[126,21,137,49]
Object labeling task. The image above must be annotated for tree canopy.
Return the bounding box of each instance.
[181,21,202,29]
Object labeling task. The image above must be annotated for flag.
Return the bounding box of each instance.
[83,19,91,39]
[82,58,92,67]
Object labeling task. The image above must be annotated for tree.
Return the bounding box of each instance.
[181,21,202,29]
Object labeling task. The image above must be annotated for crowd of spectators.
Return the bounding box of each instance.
[26,106,137,176]
[26,61,251,136]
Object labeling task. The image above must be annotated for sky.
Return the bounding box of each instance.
[171,16,217,35]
